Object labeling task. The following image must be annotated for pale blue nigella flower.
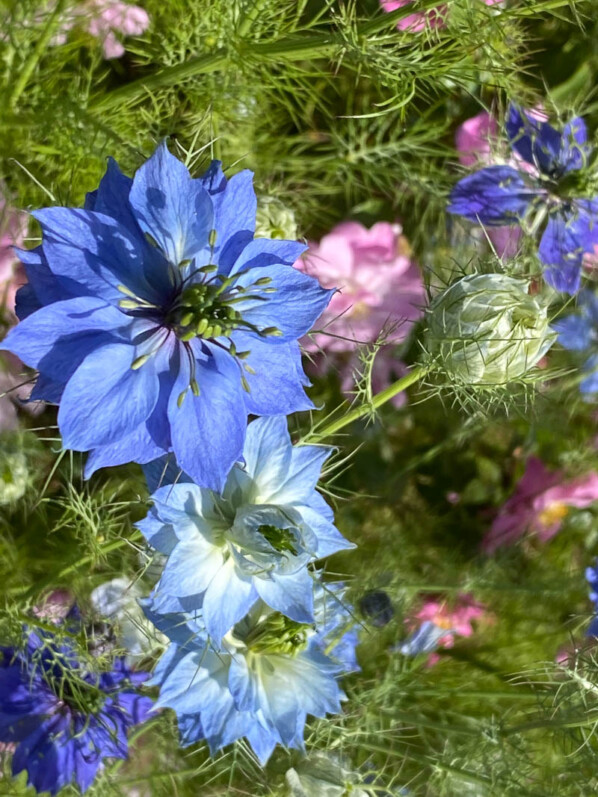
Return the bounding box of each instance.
[137,415,354,644]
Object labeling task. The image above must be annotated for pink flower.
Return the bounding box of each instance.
[380,0,501,32]
[483,457,598,553]
[85,0,150,59]
[409,593,485,665]
[295,221,425,353]
[0,198,27,318]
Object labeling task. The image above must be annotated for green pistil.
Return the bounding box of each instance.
[258,524,298,555]
[244,613,310,655]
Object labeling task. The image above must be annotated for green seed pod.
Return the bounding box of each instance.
[254,195,298,240]
[425,273,556,386]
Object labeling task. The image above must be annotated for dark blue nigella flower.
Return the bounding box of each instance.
[449,106,598,294]
[586,559,598,637]
[553,290,598,394]
[2,143,332,490]
[359,590,394,627]
[0,628,153,795]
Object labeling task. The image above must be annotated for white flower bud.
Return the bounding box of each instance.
[254,196,298,240]
[425,274,555,385]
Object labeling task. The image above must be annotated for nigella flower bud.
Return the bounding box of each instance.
[424,273,556,385]
[0,447,29,505]
[254,195,298,240]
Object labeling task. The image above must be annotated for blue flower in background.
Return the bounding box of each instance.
[397,621,452,656]
[142,584,358,764]
[449,106,598,293]
[586,559,598,637]
[553,290,598,394]
[3,143,332,490]
[137,416,354,644]
[0,628,152,795]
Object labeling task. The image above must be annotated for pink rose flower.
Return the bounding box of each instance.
[380,0,501,32]
[295,221,425,353]
[483,457,598,553]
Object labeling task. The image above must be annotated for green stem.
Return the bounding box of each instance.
[304,364,427,444]
[8,0,69,109]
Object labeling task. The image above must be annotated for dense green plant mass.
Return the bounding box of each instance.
[2,1,598,795]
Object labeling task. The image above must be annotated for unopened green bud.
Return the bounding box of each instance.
[254,195,298,240]
[425,273,556,386]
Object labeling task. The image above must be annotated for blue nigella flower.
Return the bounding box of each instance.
[0,627,153,795]
[552,290,598,394]
[137,415,354,644]
[141,583,358,764]
[586,559,598,637]
[2,143,332,490]
[448,106,598,294]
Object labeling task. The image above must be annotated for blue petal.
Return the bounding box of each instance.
[202,560,257,643]
[553,315,593,351]
[448,165,535,225]
[241,415,293,488]
[14,283,41,320]
[2,296,124,381]
[293,504,354,558]
[143,455,192,492]
[399,621,449,655]
[92,157,137,233]
[207,169,257,273]
[581,354,598,394]
[254,568,315,624]
[129,141,214,265]
[58,341,161,450]
[560,117,591,172]
[231,333,313,416]
[33,207,168,305]
[199,160,227,194]
[234,263,334,342]
[167,343,246,491]
[12,715,73,796]
[538,209,590,293]
[159,539,225,601]
[230,238,307,275]
[84,421,166,478]
[270,444,332,505]
[506,106,563,175]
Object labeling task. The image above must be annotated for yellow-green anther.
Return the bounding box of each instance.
[261,327,283,337]
[179,259,192,269]
[237,350,251,359]
[117,284,138,298]
[199,264,218,274]
[203,325,214,339]
[180,312,194,327]
[263,287,277,293]
[254,277,273,286]
[244,364,256,375]
[241,375,251,393]
[118,299,140,310]
[211,325,223,338]
[180,329,196,341]
[190,379,200,396]
[209,229,217,248]
[196,318,209,336]
[131,353,152,370]
[177,389,187,408]
[229,342,237,357]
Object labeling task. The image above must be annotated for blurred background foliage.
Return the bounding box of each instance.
[2,0,598,794]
